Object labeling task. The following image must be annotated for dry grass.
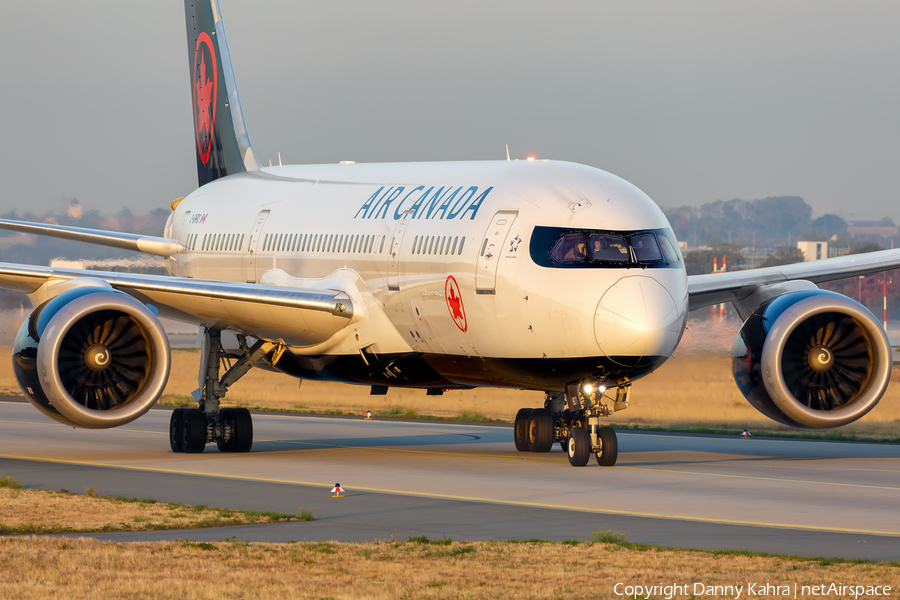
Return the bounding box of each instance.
[0,478,302,534]
[617,352,900,439]
[0,536,896,600]
[1,335,899,438]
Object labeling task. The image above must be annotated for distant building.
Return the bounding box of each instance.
[797,241,827,261]
[846,220,898,238]
[741,248,776,270]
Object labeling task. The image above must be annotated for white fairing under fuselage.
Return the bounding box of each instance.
[167,159,688,391]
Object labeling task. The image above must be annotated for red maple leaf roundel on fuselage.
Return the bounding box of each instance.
[193,32,217,166]
[445,276,467,332]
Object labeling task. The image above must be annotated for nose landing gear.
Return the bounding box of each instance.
[512,381,629,467]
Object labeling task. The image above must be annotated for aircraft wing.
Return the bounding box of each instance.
[0,218,183,257]
[0,263,353,346]
[687,249,900,310]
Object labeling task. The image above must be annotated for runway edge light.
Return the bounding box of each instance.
[331,483,345,498]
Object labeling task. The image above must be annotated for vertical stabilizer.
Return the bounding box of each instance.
[185,0,261,186]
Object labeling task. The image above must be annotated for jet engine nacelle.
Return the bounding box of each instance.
[12,287,171,429]
[732,290,891,429]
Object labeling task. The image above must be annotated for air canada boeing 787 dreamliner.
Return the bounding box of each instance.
[2,1,899,466]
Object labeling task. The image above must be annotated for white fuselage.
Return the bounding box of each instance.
[166,159,688,391]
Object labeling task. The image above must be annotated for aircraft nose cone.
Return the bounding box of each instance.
[594,275,681,358]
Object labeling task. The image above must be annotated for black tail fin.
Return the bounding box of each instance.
[185,0,260,187]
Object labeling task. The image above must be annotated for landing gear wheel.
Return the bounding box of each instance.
[566,426,591,467]
[182,408,207,454]
[513,408,533,452]
[216,408,233,452]
[527,409,554,453]
[219,408,253,453]
[169,408,185,453]
[595,426,618,466]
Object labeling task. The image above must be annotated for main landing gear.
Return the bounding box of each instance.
[169,329,281,454]
[513,381,630,467]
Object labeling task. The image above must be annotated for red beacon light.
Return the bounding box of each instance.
[526,155,536,161]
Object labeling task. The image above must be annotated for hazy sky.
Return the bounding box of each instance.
[1,1,897,221]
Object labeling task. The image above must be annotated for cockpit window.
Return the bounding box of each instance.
[588,234,629,262]
[550,233,586,262]
[530,226,682,270]
[629,233,662,261]
[657,233,680,263]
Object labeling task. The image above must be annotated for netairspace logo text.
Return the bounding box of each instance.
[613,582,892,599]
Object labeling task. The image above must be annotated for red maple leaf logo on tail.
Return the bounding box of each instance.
[445,276,467,332]
[196,54,213,141]
[193,33,217,165]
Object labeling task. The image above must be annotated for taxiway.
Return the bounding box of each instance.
[0,400,898,559]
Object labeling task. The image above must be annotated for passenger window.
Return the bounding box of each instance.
[587,234,629,262]
[379,236,385,253]
[458,237,465,254]
[630,233,662,261]
[550,233,587,263]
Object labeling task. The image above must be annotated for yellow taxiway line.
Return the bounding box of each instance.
[0,452,898,537]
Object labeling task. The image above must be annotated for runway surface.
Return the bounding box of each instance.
[1,399,899,560]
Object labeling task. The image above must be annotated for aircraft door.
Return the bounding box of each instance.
[387,210,413,291]
[246,209,271,282]
[475,211,518,293]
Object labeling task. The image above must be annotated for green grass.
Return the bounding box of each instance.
[158,395,196,408]
[0,475,23,489]
[376,406,421,419]
[590,529,628,543]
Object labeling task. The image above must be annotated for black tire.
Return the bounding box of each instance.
[513,408,533,452]
[527,409,554,453]
[169,408,185,453]
[231,408,253,453]
[182,409,207,454]
[595,426,618,466]
[567,426,591,467]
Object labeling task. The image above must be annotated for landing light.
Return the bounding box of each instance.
[583,384,593,394]
[526,155,536,161]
